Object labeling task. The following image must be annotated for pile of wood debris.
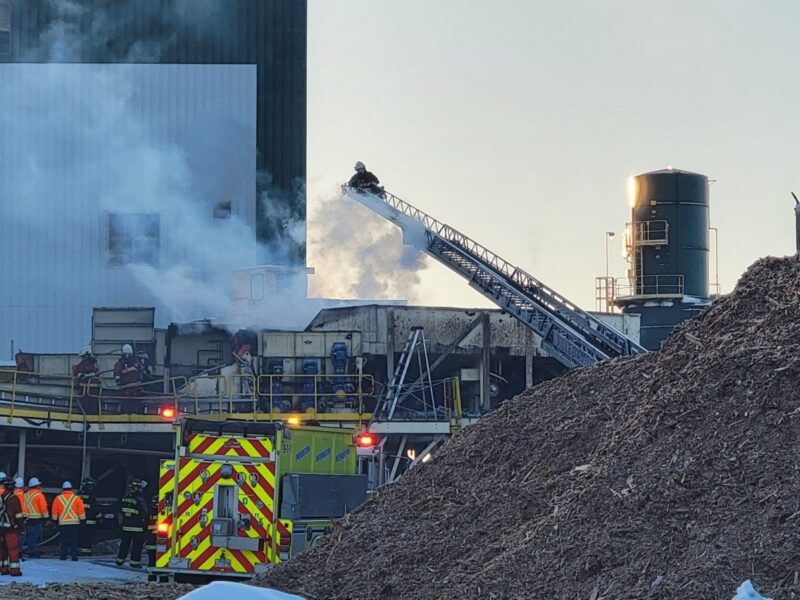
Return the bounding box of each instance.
[255,256,800,599]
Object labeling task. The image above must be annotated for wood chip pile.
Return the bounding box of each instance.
[4,582,194,600]
[255,256,800,599]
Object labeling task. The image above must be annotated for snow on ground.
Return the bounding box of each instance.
[732,580,773,600]
[179,581,304,600]
[0,558,146,586]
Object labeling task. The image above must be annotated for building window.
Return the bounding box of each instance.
[107,213,160,266]
[213,201,232,219]
[0,2,10,57]
[250,274,265,302]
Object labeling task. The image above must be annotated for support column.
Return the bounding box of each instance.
[16,429,26,480]
[386,309,396,379]
[481,314,491,411]
[526,354,534,388]
[81,449,92,482]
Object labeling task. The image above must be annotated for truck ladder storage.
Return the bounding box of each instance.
[343,186,646,368]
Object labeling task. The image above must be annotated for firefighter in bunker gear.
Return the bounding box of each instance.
[78,477,99,556]
[12,478,25,558]
[23,477,48,558]
[116,479,148,568]
[114,344,143,396]
[0,478,25,575]
[52,481,86,561]
[348,161,381,194]
[145,494,158,568]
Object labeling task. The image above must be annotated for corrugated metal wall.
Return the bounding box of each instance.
[0,63,257,353]
[1,0,307,264]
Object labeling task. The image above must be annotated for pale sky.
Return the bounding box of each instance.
[306,1,800,311]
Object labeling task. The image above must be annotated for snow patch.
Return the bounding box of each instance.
[731,580,772,600]
[0,558,145,586]
[179,581,305,600]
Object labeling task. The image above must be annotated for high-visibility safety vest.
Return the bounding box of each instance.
[52,492,86,525]
[23,489,49,519]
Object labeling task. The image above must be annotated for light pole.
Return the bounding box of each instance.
[605,232,616,312]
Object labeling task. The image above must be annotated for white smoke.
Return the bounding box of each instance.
[308,189,428,301]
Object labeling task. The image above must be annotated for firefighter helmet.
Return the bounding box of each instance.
[3,478,15,491]
[122,344,133,356]
[354,161,366,172]
[79,346,93,357]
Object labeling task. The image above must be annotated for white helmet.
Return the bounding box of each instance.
[354,161,366,171]
[28,477,41,487]
[14,477,23,488]
[62,481,73,490]
[80,346,92,357]
[122,344,133,355]
[0,472,7,480]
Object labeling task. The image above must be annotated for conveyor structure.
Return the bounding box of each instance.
[343,185,646,368]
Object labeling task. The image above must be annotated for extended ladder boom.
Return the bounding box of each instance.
[343,185,646,368]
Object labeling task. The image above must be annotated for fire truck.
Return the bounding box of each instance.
[153,419,367,581]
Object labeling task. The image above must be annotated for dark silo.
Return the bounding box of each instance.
[616,168,711,349]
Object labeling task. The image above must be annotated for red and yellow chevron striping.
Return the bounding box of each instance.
[187,433,273,458]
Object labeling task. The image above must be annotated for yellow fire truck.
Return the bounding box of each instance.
[153,419,367,580]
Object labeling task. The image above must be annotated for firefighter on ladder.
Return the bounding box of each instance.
[23,477,48,559]
[78,477,99,556]
[116,479,148,568]
[0,477,25,576]
[51,481,86,561]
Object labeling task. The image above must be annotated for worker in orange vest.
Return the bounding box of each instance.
[23,477,48,558]
[51,481,86,561]
[0,477,25,576]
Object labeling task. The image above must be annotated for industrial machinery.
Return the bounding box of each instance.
[342,185,646,368]
[153,419,367,580]
[613,169,712,349]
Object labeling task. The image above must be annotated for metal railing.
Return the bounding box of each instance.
[343,185,645,361]
[628,220,669,247]
[0,370,378,427]
[614,274,685,299]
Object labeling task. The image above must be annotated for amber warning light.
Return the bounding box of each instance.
[160,406,176,420]
[357,433,375,448]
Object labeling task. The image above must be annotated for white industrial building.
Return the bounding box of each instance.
[0,63,257,353]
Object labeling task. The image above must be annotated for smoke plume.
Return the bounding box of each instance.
[308,189,428,301]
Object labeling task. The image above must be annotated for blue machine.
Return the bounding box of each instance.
[329,342,355,403]
[263,358,291,412]
[300,358,319,411]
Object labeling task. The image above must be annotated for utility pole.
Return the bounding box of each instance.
[792,193,800,255]
[604,232,615,312]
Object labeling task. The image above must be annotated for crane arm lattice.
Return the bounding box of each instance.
[343,185,646,368]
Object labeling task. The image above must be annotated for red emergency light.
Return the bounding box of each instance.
[160,406,177,420]
[157,521,170,535]
[356,433,375,448]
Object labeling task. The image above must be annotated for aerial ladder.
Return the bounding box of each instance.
[342,185,646,369]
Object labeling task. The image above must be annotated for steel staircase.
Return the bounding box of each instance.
[343,185,646,368]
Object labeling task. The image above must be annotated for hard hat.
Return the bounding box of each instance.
[0,472,7,480]
[28,477,41,487]
[62,481,73,490]
[14,477,23,488]
[80,346,92,357]
[122,344,133,355]
[354,161,366,171]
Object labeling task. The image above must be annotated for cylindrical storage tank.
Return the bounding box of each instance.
[631,168,709,299]
[620,168,711,350]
